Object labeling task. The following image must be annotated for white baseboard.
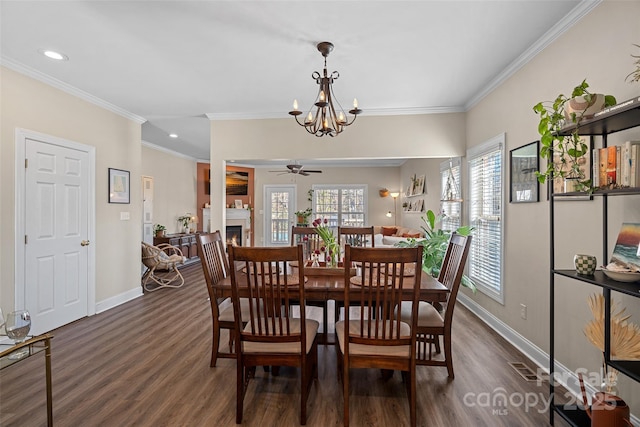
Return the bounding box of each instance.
[457,293,639,426]
[95,287,143,314]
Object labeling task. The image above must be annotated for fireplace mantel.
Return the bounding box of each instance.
[226,208,250,220]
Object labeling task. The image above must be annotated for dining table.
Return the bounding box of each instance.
[213,265,449,344]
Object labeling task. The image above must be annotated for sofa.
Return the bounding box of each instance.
[372,226,424,248]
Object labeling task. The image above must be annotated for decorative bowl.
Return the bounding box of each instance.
[602,269,640,283]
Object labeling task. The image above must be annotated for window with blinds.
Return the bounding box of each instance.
[313,185,367,228]
[440,158,462,232]
[467,134,504,303]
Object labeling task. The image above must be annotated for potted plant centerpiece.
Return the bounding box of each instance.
[533,80,616,192]
[153,224,166,238]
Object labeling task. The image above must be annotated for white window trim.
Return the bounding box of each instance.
[440,157,462,232]
[312,184,368,226]
[467,133,505,304]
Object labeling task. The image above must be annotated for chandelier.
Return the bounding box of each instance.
[288,42,362,137]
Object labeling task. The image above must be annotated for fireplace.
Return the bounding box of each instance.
[226,225,242,248]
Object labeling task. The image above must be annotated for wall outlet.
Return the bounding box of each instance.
[520,303,527,320]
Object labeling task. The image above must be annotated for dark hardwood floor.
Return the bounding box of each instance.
[1,264,571,426]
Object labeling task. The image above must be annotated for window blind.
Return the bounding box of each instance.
[467,134,504,302]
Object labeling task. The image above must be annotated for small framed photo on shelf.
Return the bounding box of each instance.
[234,199,243,209]
[108,168,130,204]
[509,141,539,203]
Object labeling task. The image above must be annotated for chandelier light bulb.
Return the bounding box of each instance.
[319,90,325,102]
[386,211,392,218]
[293,99,298,110]
[338,111,345,123]
[353,98,358,108]
[306,112,313,124]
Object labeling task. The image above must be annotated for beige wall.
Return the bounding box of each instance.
[141,145,198,234]
[1,66,142,306]
[210,113,466,235]
[465,0,640,405]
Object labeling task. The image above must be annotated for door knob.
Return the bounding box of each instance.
[81,240,90,246]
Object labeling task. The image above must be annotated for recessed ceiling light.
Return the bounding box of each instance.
[169,133,178,138]
[38,49,68,61]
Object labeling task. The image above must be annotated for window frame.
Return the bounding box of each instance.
[311,184,368,227]
[440,157,462,232]
[466,133,505,304]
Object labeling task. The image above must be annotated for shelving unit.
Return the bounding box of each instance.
[549,97,640,426]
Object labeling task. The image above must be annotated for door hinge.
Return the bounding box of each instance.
[25,158,28,168]
[25,235,28,244]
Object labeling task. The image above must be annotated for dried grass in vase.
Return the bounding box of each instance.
[584,293,640,393]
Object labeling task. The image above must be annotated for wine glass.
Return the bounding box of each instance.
[5,310,31,359]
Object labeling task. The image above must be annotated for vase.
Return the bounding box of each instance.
[564,94,606,120]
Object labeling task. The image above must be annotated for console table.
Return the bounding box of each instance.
[153,233,199,265]
[0,334,53,426]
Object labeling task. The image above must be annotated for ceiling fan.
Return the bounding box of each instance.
[269,163,323,176]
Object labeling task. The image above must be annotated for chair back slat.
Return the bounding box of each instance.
[338,226,375,248]
[197,231,229,317]
[229,245,306,345]
[291,226,323,263]
[345,246,423,347]
[437,233,472,324]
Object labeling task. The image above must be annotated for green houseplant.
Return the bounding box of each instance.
[153,224,166,237]
[533,80,616,191]
[395,209,476,292]
[626,43,640,84]
[295,207,312,225]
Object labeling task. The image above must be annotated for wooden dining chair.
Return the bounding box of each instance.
[398,233,472,378]
[335,226,375,321]
[337,245,423,427]
[197,230,247,367]
[337,226,375,248]
[228,244,319,425]
[291,226,329,343]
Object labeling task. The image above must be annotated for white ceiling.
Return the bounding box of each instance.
[1,0,592,165]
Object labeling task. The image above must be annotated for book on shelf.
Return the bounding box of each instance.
[599,147,608,187]
[606,145,617,185]
[592,148,599,187]
[632,143,640,188]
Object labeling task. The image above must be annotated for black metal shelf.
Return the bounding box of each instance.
[549,95,640,426]
[558,96,640,136]
[553,270,640,298]
[554,405,590,427]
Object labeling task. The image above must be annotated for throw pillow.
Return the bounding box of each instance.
[402,233,421,238]
[382,226,397,236]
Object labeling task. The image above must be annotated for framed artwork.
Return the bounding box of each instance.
[509,141,539,203]
[226,170,249,195]
[552,136,593,201]
[234,199,243,209]
[108,168,130,204]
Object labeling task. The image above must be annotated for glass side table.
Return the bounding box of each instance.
[0,334,53,426]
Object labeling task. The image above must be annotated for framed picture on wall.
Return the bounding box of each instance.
[108,168,130,204]
[509,141,539,203]
[226,170,249,195]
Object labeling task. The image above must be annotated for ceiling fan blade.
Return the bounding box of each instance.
[286,164,300,171]
[299,171,310,176]
[304,170,322,173]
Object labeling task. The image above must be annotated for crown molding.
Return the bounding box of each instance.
[464,0,602,110]
[141,140,202,161]
[205,105,464,121]
[1,56,147,124]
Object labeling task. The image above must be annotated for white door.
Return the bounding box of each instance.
[22,135,92,334]
[142,176,154,245]
[264,185,296,246]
